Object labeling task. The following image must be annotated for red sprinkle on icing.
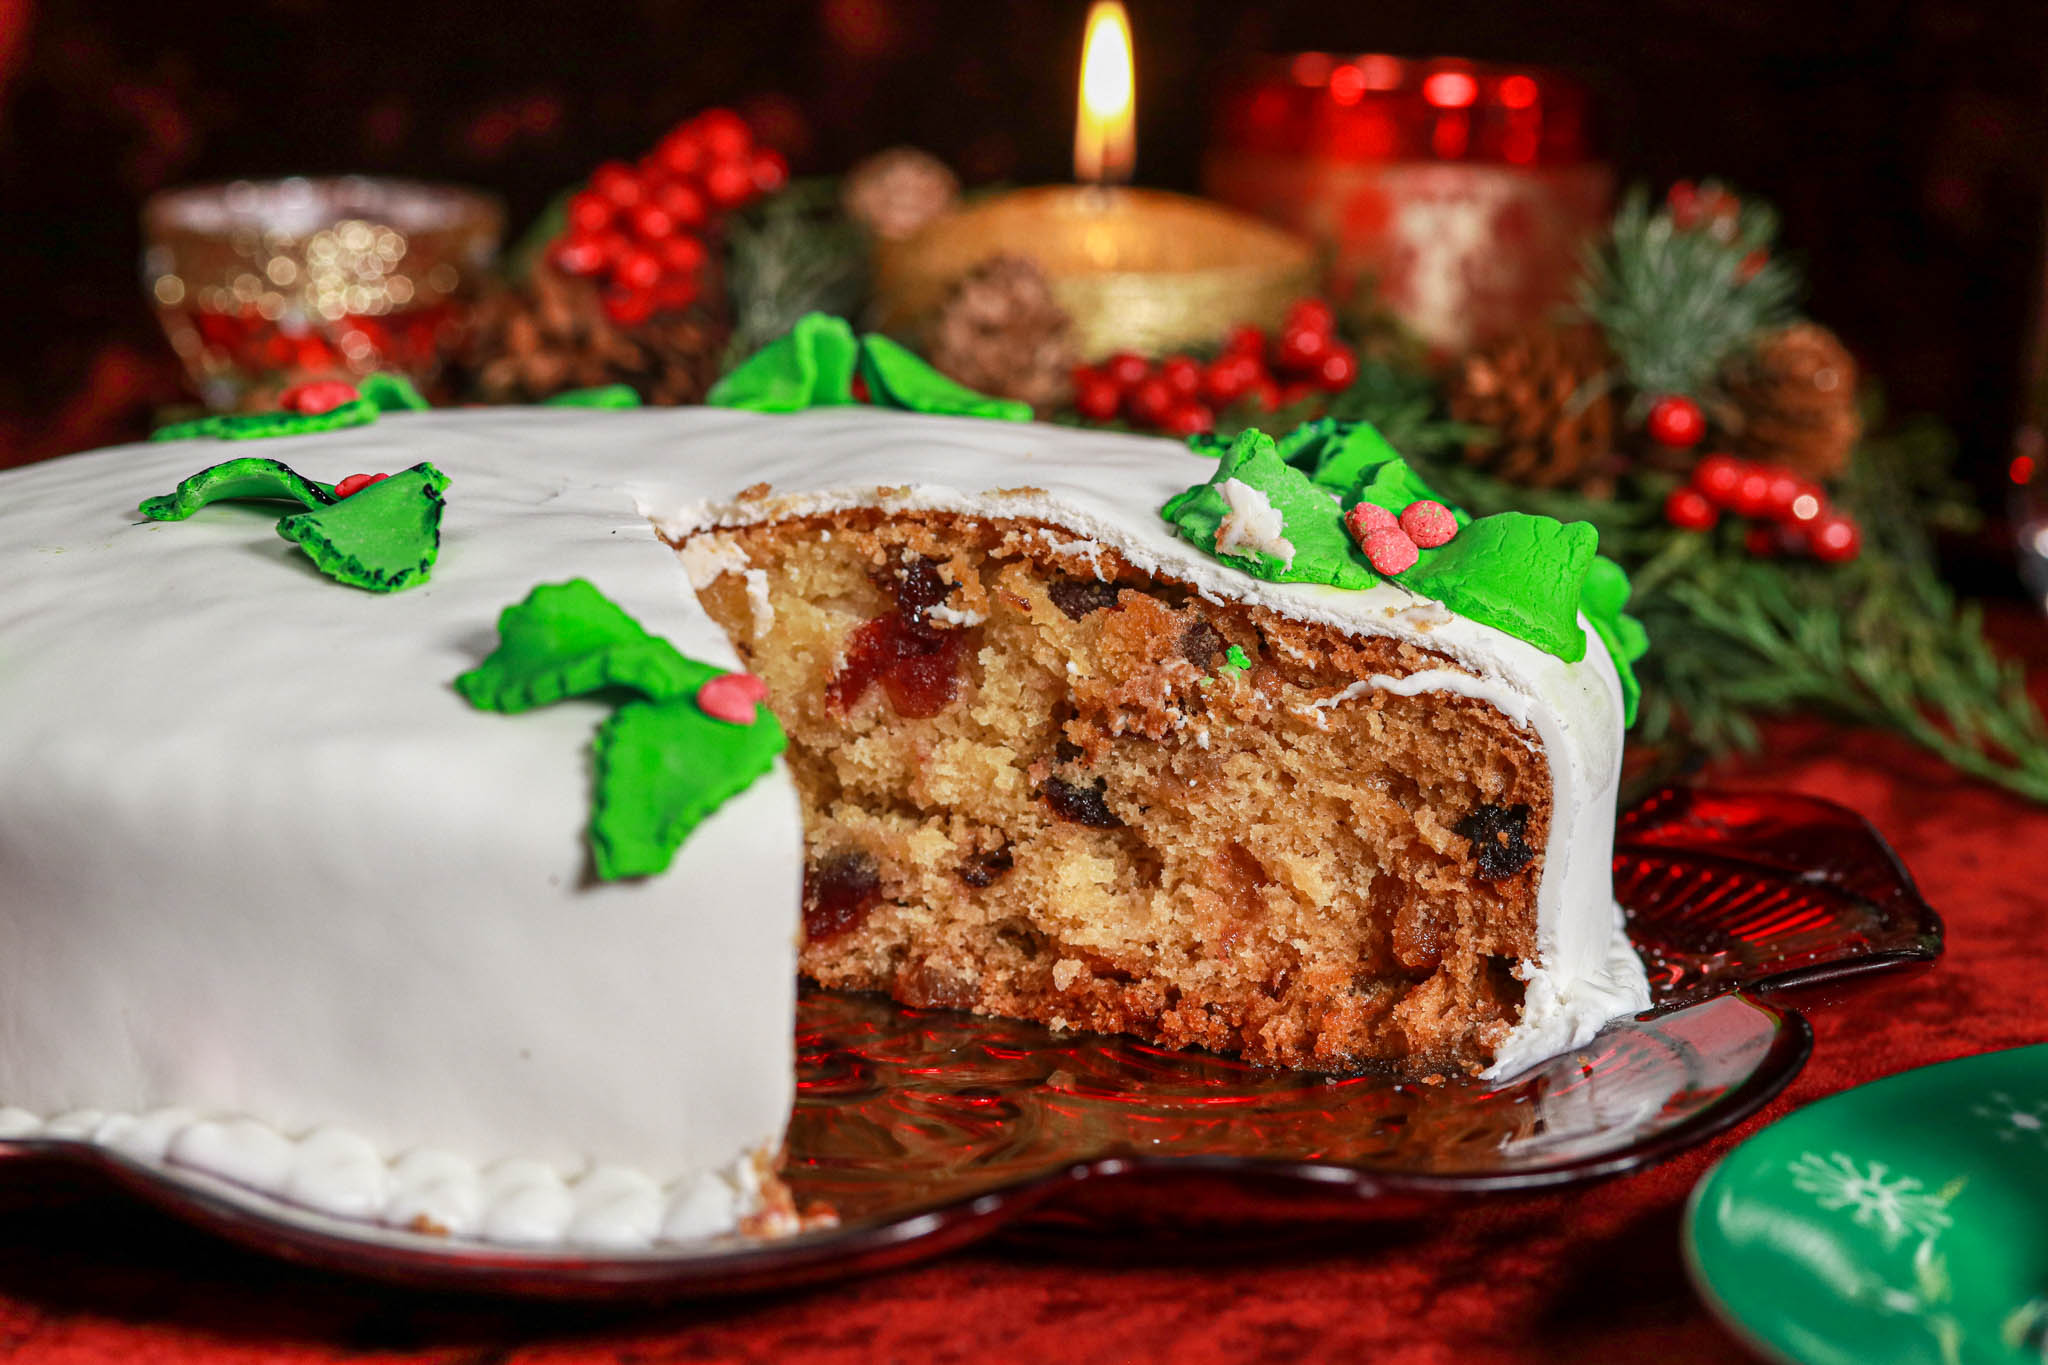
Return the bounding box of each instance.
[279,380,361,415]
[332,472,390,499]
[697,673,767,724]
[1344,502,1398,542]
[1362,527,1420,575]
[1399,500,1458,548]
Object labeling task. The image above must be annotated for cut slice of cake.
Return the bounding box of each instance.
[657,410,1651,1080]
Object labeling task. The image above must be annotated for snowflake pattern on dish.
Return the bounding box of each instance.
[1788,1150,1956,1248]
[1970,1092,2048,1148]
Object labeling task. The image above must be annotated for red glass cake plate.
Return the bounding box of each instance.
[0,784,1940,1300]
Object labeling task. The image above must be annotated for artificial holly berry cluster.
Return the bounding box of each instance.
[1069,299,1360,436]
[1663,453,1862,562]
[1665,180,1770,281]
[546,109,789,327]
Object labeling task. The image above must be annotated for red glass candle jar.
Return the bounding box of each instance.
[1205,55,1612,356]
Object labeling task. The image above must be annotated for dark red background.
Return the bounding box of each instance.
[0,613,2041,1363]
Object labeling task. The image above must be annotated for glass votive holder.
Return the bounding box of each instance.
[142,176,504,411]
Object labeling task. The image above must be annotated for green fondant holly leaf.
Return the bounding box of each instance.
[589,693,787,880]
[273,462,449,593]
[139,457,336,521]
[544,384,643,408]
[1160,430,1376,589]
[455,578,708,712]
[149,399,381,442]
[857,333,1033,422]
[359,373,431,412]
[1396,513,1597,663]
[1580,553,1649,726]
[707,312,861,411]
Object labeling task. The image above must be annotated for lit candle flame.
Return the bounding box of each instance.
[1075,1,1135,186]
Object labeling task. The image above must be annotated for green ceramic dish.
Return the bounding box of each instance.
[1687,1044,2048,1365]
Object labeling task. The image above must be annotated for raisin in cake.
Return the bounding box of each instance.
[0,403,1646,1251]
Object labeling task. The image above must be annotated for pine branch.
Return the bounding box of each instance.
[722,178,868,368]
[1579,185,1800,404]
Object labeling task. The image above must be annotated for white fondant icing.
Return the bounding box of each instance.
[0,404,1646,1249]
[1213,477,1295,567]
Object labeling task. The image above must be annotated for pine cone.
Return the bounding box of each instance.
[842,147,959,242]
[1723,322,1860,479]
[462,264,724,406]
[928,255,1077,411]
[1447,327,1621,492]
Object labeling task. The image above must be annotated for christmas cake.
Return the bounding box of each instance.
[0,398,1648,1250]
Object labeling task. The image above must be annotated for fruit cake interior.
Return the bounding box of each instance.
[685,509,1557,1076]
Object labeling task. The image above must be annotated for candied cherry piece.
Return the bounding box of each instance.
[803,851,882,941]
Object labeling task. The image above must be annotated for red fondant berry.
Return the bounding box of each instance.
[1399,499,1458,548]
[1646,395,1706,449]
[1159,356,1202,402]
[1808,512,1862,563]
[1664,486,1718,530]
[1318,344,1359,392]
[1247,377,1282,412]
[1738,249,1769,283]
[1345,502,1399,542]
[333,472,389,499]
[1744,524,1781,557]
[1127,376,1174,426]
[1692,452,1745,505]
[1362,527,1420,576]
[850,373,872,403]
[279,380,360,415]
[1104,352,1150,390]
[697,672,768,724]
[1160,402,1216,437]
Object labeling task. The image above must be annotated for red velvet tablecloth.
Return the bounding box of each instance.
[4,624,2045,1364]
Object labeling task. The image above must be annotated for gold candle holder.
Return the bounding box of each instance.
[143,177,503,410]
[872,185,1316,361]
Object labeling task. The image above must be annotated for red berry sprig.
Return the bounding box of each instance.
[1068,298,1356,435]
[1664,452,1861,563]
[546,108,788,327]
[1645,394,1706,449]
